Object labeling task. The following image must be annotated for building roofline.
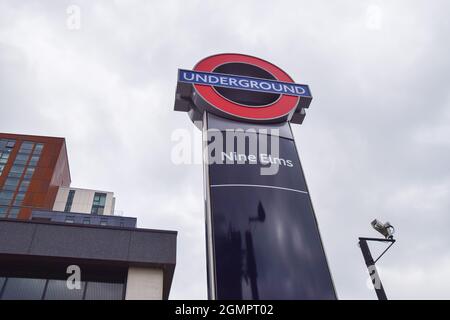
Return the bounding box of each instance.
[0,132,66,141]
[1,131,72,184]
[59,186,115,194]
[0,217,177,235]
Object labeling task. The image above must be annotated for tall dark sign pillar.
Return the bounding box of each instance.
[175,54,336,299]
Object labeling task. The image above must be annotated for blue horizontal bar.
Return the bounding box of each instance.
[178,69,311,98]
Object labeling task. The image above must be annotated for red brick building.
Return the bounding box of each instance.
[0,133,70,219]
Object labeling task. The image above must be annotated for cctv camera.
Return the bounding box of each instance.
[371,219,395,239]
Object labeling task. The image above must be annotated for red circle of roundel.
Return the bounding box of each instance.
[193,53,299,122]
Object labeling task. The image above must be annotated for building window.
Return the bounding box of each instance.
[82,218,90,224]
[0,157,7,165]
[6,141,15,148]
[28,155,40,166]
[8,208,20,219]
[16,154,29,162]
[4,177,20,190]
[44,280,85,300]
[13,192,26,206]
[33,144,44,155]
[65,216,75,224]
[0,277,124,300]
[64,190,75,212]
[84,282,124,300]
[0,207,7,218]
[14,154,30,166]
[1,278,46,300]
[100,219,108,226]
[18,180,30,192]
[91,193,107,215]
[0,191,14,206]
[0,139,16,176]
[23,167,35,180]
[0,139,15,150]
[19,141,35,151]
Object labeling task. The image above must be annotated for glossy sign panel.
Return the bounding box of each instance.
[206,114,336,299]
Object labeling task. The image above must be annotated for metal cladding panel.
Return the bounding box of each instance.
[29,224,131,261]
[205,113,336,300]
[0,220,35,254]
[0,219,177,267]
[128,231,177,265]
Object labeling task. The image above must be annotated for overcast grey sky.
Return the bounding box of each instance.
[1,0,449,299]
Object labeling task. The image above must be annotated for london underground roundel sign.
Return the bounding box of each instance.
[174,53,312,124]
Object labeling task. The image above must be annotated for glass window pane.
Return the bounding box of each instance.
[14,193,25,206]
[3,185,17,191]
[0,199,11,206]
[29,156,40,165]
[15,154,29,162]
[8,208,20,218]
[33,144,44,155]
[65,190,75,212]
[15,192,25,200]
[0,191,14,200]
[93,193,106,205]
[19,180,30,192]
[6,141,16,148]
[5,178,20,187]
[0,207,7,218]
[20,142,34,150]
[44,280,85,300]
[65,217,74,223]
[0,277,5,292]
[23,167,35,179]
[10,165,24,175]
[18,148,32,155]
[1,277,46,300]
[84,282,123,300]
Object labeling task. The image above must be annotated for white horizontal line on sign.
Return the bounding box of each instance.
[210,184,308,194]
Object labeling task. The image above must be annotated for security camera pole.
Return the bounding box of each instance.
[358,219,396,300]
